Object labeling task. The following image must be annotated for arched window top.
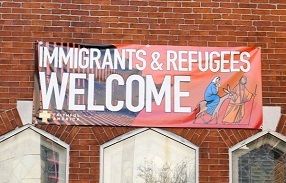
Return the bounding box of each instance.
[0,125,69,149]
[0,124,69,183]
[101,128,199,151]
[230,131,286,183]
[101,128,199,183]
[230,131,286,153]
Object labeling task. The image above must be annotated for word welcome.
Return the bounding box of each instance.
[39,72,191,113]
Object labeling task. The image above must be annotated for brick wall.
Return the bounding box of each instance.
[0,0,285,182]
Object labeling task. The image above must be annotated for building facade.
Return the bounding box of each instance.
[0,0,286,183]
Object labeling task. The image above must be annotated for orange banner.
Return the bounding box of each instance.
[34,42,262,129]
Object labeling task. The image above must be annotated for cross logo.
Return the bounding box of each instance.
[39,110,51,123]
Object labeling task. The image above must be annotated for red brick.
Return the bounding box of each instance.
[2,2,21,7]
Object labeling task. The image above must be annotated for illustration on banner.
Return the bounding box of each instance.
[195,76,257,125]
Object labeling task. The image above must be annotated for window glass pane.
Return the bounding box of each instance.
[232,134,286,183]
[41,136,67,183]
[103,130,197,183]
[41,145,59,183]
[0,128,67,183]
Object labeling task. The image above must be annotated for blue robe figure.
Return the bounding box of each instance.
[204,77,220,115]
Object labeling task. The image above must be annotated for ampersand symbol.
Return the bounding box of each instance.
[151,52,163,70]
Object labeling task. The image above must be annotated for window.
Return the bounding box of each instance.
[100,128,199,183]
[230,131,286,183]
[0,125,69,183]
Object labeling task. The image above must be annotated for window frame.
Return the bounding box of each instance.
[229,130,286,183]
[100,128,199,183]
[0,124,70,183]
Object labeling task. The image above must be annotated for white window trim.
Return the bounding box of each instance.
[229,130,286,183]
[0,124,70,183]
[100,128,199,183]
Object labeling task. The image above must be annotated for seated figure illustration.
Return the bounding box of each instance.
[196,76,235,124]
[204,76,221,115]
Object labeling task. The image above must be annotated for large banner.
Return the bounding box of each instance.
[34,42,262,128]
